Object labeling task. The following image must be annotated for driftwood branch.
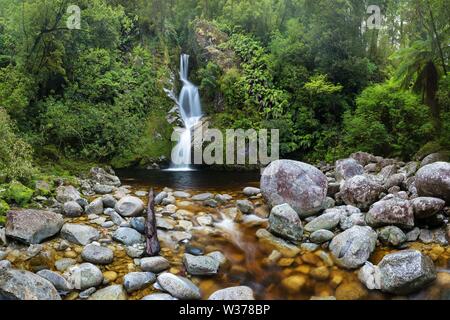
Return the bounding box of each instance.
[145,189,160,256]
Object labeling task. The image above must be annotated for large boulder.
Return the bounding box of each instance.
[261,160,328,217]
[6,209,64,244]
[89,167,121,187]
[156,273,201,300]
[0,269,61,300]
[378,250,436,295]
[56,185,81,203]
[115,196,145,217]
[60,223,100,245]
[329,226,377,269]
[415,162,450,203]
[268,203,303,241]
[335,158,364,182]
[208,286,255,300]
[340,175,384,211]
[365,197,414,229]
[411,197,446,219]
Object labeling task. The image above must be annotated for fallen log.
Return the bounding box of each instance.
[145,189,160,256]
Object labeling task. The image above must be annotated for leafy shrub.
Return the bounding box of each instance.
[342,82,433,159]
[0,108,36,183]
[4,181,34,206]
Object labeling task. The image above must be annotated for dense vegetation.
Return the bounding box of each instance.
[0,0,449,188]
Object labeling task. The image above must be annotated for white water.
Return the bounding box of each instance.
[169,54,203,171]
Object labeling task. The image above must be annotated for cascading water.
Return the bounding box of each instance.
[169,54,203,171]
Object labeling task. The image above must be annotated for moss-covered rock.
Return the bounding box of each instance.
[0,199,9,215]
[34,180,53,196]
[5,181,34,206]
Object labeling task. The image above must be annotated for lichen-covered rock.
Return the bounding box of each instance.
[208,286,255,300]
[340,175,384,211]
[411,197,446,219]
[377,226,407,246]
[365,197,414,229]
[378,250,436,295]
[329,226,377,269]
[268,203,303,241]
[415,162,450,203]
[261,160,328,217]
[0,269,61,300]
[6,209,64,244]
[335,158,364,182]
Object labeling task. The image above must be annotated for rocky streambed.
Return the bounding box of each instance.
[0,154,450,300]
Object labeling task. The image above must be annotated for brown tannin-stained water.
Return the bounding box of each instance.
[7,169,450,300]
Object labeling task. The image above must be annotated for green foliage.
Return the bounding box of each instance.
[342,82,433,159]
[0,200,9,216]
[4,181,34,206]
[0,108,36,183]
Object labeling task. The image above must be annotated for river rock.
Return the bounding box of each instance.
[65,263,103,290]
[173,191,191,198]
[365,197,414,229]
[415,162,450,203]
[142,293,178,300]
[141,256,170,273]
[123,272,156,293]
[63,201,84,217]
[93,184,114,195]
[106,209,126,226]
[89,167,121,187]
[126,245,145,258]
[113,227,144,246]
[236,199,254,214]
[183,253,220,276]
[56,185,81,203]
[85,198,104,215]
[335,158,364,182]
[156,273,201,300]
[378,250,436,295]
[411,197,446,219]
[215,194,233,203]
[81,244,114,265]
[89,285,127,300]
[243,187,261,196]
[268,203,303,242]
[340,175,384,211]
[384,173,405,189]
[329,226,377,269]
[207,251,227,265]
[55,258,76,272]
[377,226,407,246]
[261,160,328,217]
[115,196,144,217]
[191,193,213,201]
[154,191,168,205]
[310,230,334,244]
[421,152,450,167]
[101,194,117,208]
[256,229,300,258]
[61,223,100,245]
[130,217,146,234]
[6,209,64,244]
[0,269,61,300]
[350,151,377,166]
[304,209,341,232]
[208,286,255,300]
[0,260,11,271]
[358,262,381,290]
[36,269,73,292]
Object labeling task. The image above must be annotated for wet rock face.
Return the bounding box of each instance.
[261,160,328,217]
[335,158,364,182]
[340,175,384,211]
[415,162,450,203]
[329,226,377,269]
[6,209,64,244]
[268,204,303,242]
[378,250,437,295]
[365,197,414,229]
[0,269,61,300]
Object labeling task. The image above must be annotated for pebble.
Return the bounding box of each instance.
[103,271,118,283]
[281,275,306,292]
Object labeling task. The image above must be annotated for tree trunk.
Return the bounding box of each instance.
[145,189,160,256]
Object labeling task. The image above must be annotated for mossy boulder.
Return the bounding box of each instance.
[5,181,34,206]
[34,180,53,196]
[0,200,9,215]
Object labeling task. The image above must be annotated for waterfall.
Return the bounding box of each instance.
[169,54,203,171]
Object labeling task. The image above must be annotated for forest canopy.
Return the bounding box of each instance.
[0,0,449,182]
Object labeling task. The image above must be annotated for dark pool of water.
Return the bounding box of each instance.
[116,168,261,191]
